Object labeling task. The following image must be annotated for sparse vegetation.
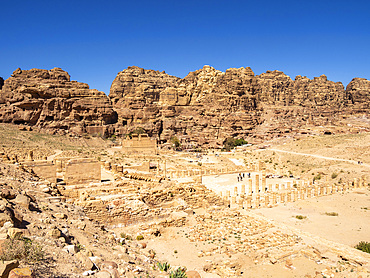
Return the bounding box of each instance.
[157,262,171,272]
[355,241,370,253]
[0,235,44,262]
[169,267,187,278]
[120,232,132,240]
[295,215,307,220]
[170,136,181,149]
[325,212,338,216]
[136,235,144,240]
[223,137,248,151]
[331,172,338,179]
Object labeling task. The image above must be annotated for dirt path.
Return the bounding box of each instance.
[260,148,370,168]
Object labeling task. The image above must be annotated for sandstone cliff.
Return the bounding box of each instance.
[110,66,263,147]
[0,66,368,145]
[110,65,368,146]
[0,68,117,135]
[345,78,370,111]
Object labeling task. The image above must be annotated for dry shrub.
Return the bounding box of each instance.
[0,235,44,262]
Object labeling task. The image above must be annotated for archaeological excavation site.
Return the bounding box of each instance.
[0,66,369,278]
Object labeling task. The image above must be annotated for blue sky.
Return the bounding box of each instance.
[1,0,369,95]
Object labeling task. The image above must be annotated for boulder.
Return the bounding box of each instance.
[14,195,30,210]
[0,260,19,278]
[8,267,34,278]
[185,270,201,278]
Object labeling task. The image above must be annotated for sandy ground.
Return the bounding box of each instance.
[255,188,370,247]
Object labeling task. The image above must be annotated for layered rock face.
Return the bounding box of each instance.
[1,65,368,144]
[110,66,369,145]
[345,78,370,111]
[110,66,263,147]
[0,68,117,134]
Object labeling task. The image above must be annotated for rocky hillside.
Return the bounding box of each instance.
[110,66,370,146]
[0,68,117,135]
[0,66,369,146]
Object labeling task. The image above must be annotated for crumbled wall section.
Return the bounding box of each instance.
[22,160,56,183]
[64,158,101,185]
[122,134,157,154]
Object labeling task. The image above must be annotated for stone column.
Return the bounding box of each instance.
[241,184,245,196]
[268,183,273,192]
[255,194,260,208]
[307,187,311,198]
[272,192,277,205]
[280,192,286,203]
[287,181,292,190]
[262,176,267,192]
[313,186,318,197]
[246,196,252,209]
[293,190,298,202]
[255,174,260,193]
[265,194,270,207]
[226,190,231,199]
[248,179,253,195]
[287,191,292,202]
[234,186,238,196]
[231,196,236,204]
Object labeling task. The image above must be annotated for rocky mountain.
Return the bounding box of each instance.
[0,68,117,135]
[0,66,368,145]
[109,65,369,146]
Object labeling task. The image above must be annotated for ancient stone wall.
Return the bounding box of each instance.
[22,160,56,183]
[122,134,157,154]
[64,158,101,185]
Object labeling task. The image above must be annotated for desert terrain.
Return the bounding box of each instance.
[0,65,369,277]
[0,123,368,277]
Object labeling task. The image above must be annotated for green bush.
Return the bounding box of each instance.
[157,262,171,272]
[170,136,181,149]
[136,235,144,241]
[223,137,248,151]
[331,172,338,179]
[169,267,187,278]
[295,215,307,220]
[355,241,370,253]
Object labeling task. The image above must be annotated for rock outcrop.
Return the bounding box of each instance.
[110,65,369,145]
[110,66,263,147]
[345,78,370,111]
[1,66,368,144]
[0,68,117,135]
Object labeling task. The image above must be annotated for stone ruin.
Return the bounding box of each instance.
[122,134,157,155]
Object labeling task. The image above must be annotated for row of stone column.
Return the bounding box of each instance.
[223,176,368,209]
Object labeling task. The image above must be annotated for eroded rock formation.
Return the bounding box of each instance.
[346,78,370,111]
[110,65,369,145]
[0,66,368,144]
[0,68,117,134]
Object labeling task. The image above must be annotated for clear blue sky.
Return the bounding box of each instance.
[1,0,369,95]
